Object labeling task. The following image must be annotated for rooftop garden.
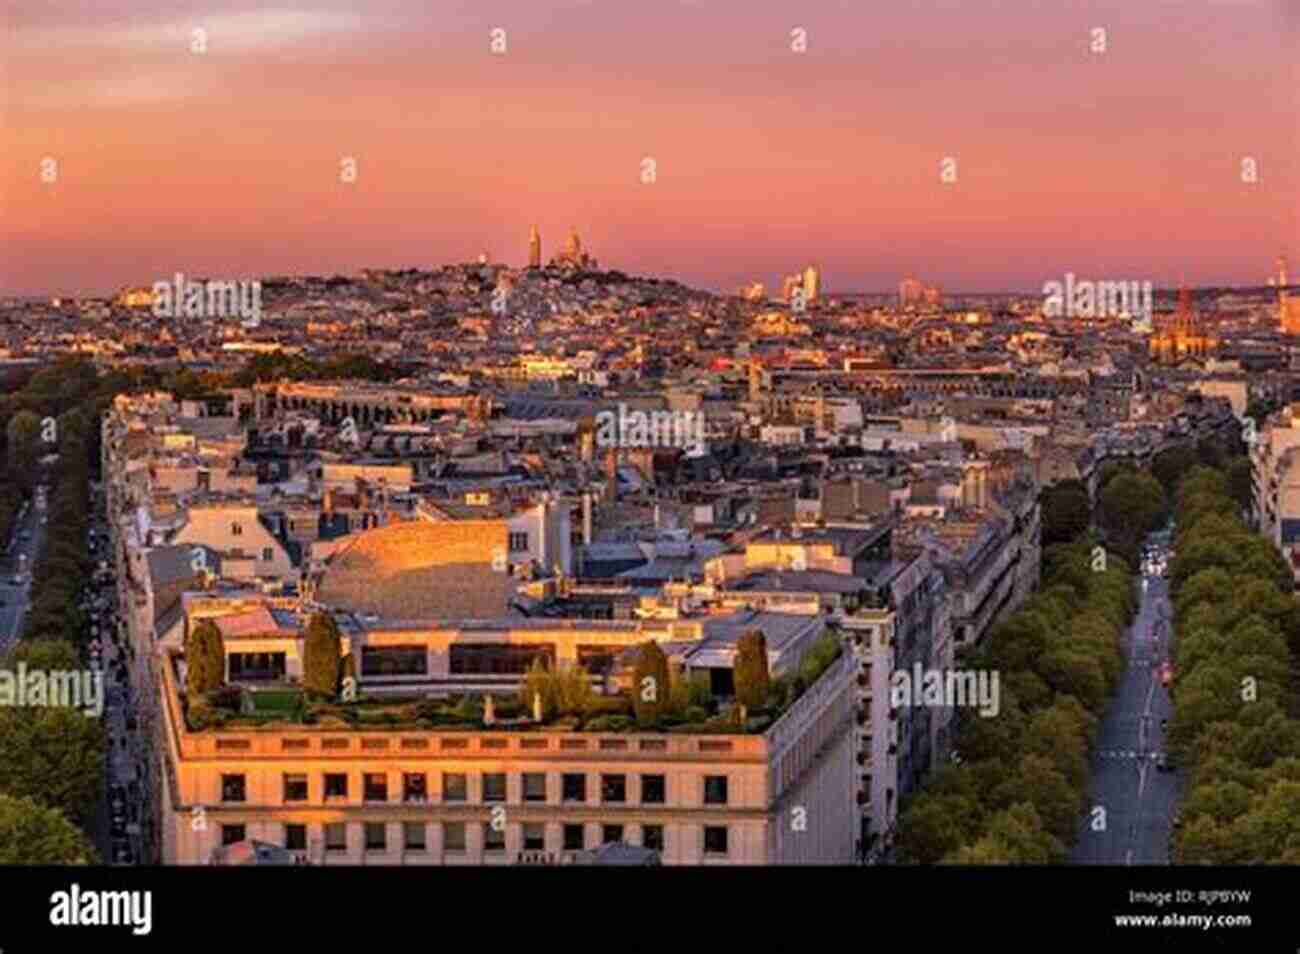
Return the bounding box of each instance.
[180,619,844,735]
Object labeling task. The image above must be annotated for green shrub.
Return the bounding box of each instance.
[584,695,633,718]
[632,641,670,725]
[684,705,707,723]
[735,630,771,708]
[687,672,712,708]
[187,701,213,731]
[584,714,637,732]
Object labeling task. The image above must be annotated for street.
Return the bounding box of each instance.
[0,489,49,650]
[1071,532,1181,864]
[83,489,147,866]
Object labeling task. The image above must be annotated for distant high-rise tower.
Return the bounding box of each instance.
[899,276,925,307]
[529,225,541,269]
[782,274,803,302]
[802,265,821,304]
[565,228,582,261]
[1279,256,1300,335]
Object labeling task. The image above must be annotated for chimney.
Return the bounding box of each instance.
[536,498,550,570]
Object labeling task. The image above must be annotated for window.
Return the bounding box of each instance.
[563,824,585,851]
[444,822,466,852]
[523,823,545,851]
[261,547,273,561]
[483,773,507,803]
[443,773,467,803]
[284,824,307,851]
[640,774,666,804]
[576,645,617,675]
[602,824,624,844]
[704,826,729,856]
[449,643,555,675]
[325,823,347,853]
[362,647,428,676]
[403,822,426,852]
[483,822,505,853]
[508,531,529,552]
[364,823,387,852]
[704,775,729,805]
[562,774,586,803]
[221,774,246,803]
[283,774,308,803]
[642,825,664,852]
[229,652,285,682]
[403,773,427,803]
[364,773,388,803]
[601,774,626,803]
[324,773,348,800]
[231,522,242,536]
[523,773,547,803]
[221,824,246,846]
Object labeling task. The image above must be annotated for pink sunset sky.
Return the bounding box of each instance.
[2,0,1296,297]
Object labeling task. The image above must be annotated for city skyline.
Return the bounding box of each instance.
[4,0,1296,298]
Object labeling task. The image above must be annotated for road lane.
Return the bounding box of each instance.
[1071,539,1181,864]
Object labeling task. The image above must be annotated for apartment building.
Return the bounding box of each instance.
[1251,404,1300,579]
[156,644,857,865]
[170,501,296,582]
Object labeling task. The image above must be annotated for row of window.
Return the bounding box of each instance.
[222,772,729,805]
[221,821,728,855]
[358,645,621,678]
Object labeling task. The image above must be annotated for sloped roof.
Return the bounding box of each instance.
[316,518,514,619]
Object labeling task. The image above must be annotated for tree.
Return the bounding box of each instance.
[302,613,342,697]
[0,795,96,864]
[1225,457,1253,515]
[5,410,42,493]
[1151,446,1199,497]
[4,638,80,671]
[896,793,983,864]
[1097,471,1165,567]
[632,641,670,725]
[0,708,105,828]
[185,620,225,696]
[990,754,1082,845]
[1040,481,1090,546]
[734,630,770,709]
[940,834,1019,864]
[983,802,1067,864]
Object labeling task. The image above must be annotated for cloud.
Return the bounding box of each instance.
[11,7,367,56]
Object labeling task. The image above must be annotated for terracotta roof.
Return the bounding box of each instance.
[213,607,297,639]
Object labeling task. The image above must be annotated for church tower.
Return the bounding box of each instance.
[528,225,541,269]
